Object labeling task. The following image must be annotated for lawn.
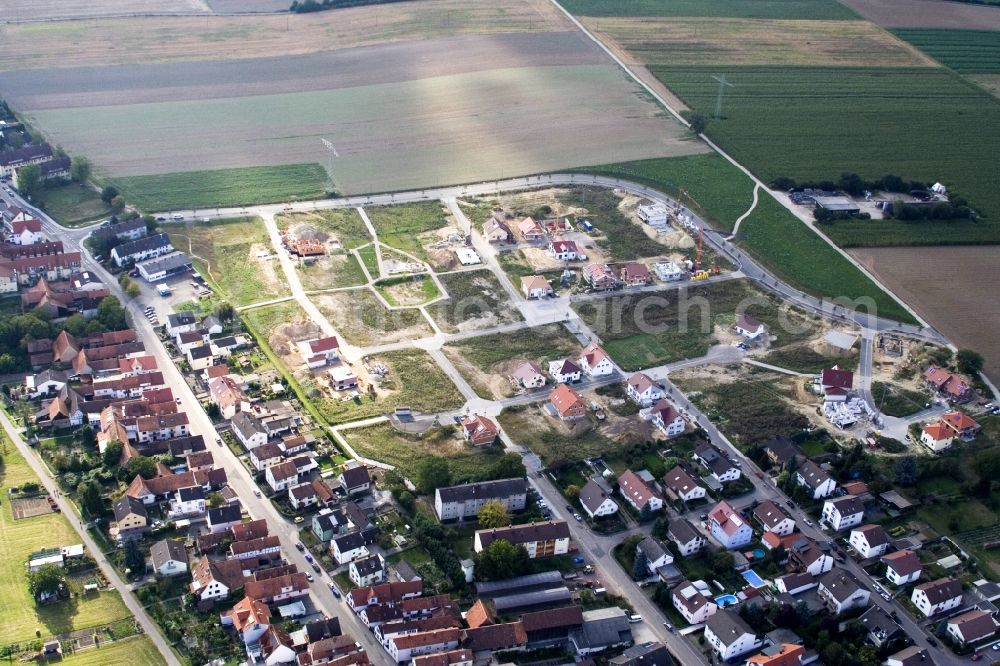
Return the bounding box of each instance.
[497,406,628,467]
[38,182,113,227]
[765,343,858,374]
[241,300,307,340]
[650,65,1000,248]
[892,29,1000,73]
[314,289,433,347]
[57,636,166,666]
[572,279,821,371]
[871,381,929,417]
[341,422,504,482]
[166,216,290,306]
[690,378,809,449]
[110,164,328,212]
[428,270,523,334]
[558,186,670,260]
[558,0,858,19]
[357,246,379,278]
[0,444,133,643]
[318,350,464,424]
[374,275,440,307]
[365,202,451,265]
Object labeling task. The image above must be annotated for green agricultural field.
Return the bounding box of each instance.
[571,154,754,233]
[893,29,1000,73]
[111,164,327,212]
[650,65,1000,247]
[57,636,166,666]
[341,423,504,481]
[166,217,290,306]
[319,350,464,424]
[38,182,114,227]
[573,279,820,371]
[365,202,452,267]
[428,270,523,334]
[0,445,133,644]
[558,0,857,19]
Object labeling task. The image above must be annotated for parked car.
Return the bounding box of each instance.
[311,562,321,573]
[329,583,341,598]
[254,490,262,498]
[306,573,314,582]
[304,553,314,563]
[628,614,643,623]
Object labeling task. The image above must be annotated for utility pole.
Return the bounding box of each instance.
[711,74,734,120]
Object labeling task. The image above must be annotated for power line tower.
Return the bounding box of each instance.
[711,74,734,120]
[320,138,338,192]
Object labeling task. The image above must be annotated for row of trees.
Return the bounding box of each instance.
[290,0,408,13]
[771,173,931,197]
[413,450,527,496]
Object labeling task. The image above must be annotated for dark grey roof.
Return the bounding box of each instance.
[114,232,171,258]
[340,463,371,490]
[578,479,615,514]
[797,460,832,489]
[0,143,51,167]
[352,555,384,576]
[213,335,238,348]
[188,344,213,360]
[178,486,205,502]
[476,571,564,596]
[491,587,572,612]
[764,437,800,464]
[858,605,901,642]
[150,539,187,569]
[917,578,963,605]
[113,495,147,521]
[610,642,670,666]
[207,504,241,525]
[569,607,632,650]
[232,411,266,439]
[436,478,527,504]
[886,646,935,666]
[137,251,191,273]
[167,311,196,327]
[705,608,755,644]
[333,530,367,552]
[753,500,791,529]
[819,568,864,602]
[667,518,701,545]
[828,494,864,516]
[305,617,342,642]
[636,537,668,563]
[390,560,421,583]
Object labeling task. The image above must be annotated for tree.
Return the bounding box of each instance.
[206,492,224,508]
[128,455,157,480]
[123,539,144,574]
[688,113,707,134]
[893,455,918,486]
[28,564,63,601]
[415,457,450,495]
[477,500,511,529]
[484,453,526,480]
[957,349,984,376]
[96,296,128,330]
[110,195,125,213]
[639,502,653,523]
[215,302,235,323]
[475,539,530,581]
[126,281,141,299]
[100,186,119,204]
[77,480,103,516]
[564,484,580,501]
[633,548,648,579]
[102,440,123,468]
[16,163,42,198]
[79,425,97,451]
[712,550,734,576]
[69,156,91,183]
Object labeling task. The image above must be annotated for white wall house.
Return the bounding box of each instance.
[911,579,963,618]
[821,496,864,532]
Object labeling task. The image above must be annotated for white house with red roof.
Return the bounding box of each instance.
[297,337,340,369]
[619,262,651,287]
[626,373,665,406]
[579,342,614,377]
[516,217,545,242]
[548,358,581,384]
[941,410,980,440]
[920,421,955,452]
[548,240,585,261]
[649,399,686,438]
[617,469,663,513]
[521,275,552,300]
[7,218,43,245]
[459,415,499,447]
[818,366,853,403]
[708,500,753,549]
[734,314,765,340]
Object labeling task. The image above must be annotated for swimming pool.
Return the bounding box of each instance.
[715,594,739,607]
[742,570,767,588]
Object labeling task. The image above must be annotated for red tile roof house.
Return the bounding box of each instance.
[510,361,546,389]
[582,263,617,291]
[649,399,686,438]
[941,410,981,441]
[617,469,664,513]
[579,342,615,377]
[818,367,853,403]
[516,217,546,242]
[459,414,499,446]
[548,384,587,421]
[297,336,340,369]
[734,314,765,340]
[924,365,975,403]
[619,262,651,287]
[548,239,585,261]
[521,275,552,300]
[920,421,955,453]
[626,373,665,407]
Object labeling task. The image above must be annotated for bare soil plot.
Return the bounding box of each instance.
[0,0,208,23]
[0,0,572,71]
[849,245,1000,385]
[583,17,935,67]
[313,289,432,347]
[428,270,523,335]
[277,209,371,290]
[841,0,1000,29]
[10,496,54,519]
[971,74,1000,98]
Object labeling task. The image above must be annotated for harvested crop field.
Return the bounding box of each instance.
[840,0,1000,29]
[584,18,934,67]
[849,245,1000,383]
[206,0,289,12]
[559,0,857,20]
[0,0,208,23]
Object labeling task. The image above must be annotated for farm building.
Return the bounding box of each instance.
[813,196,860,215]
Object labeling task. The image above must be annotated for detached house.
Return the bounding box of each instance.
[266,460,300,493]
[673,580,716,625]
[548,358,582,384]
[692,443,740,483]
[150,539,188,577]
[232,411,268,450]
[848,524,889,559]
[626,373,665,406]
[110,495,148,542]
[734,314,765,339]
[788,537,834,577]
[578,479,618,518]
[704,609,761,661]
[548,383,587,421]
[516,217,545,242]
[459,414,499,447]
[911,578,963,618]
[941,410,981,441]
[618,469,663,514]
[579,342,614,377]
[482,217,513,244]
[920,421,955,452]
[635,536,673,575]
[349,554,385,588]
[510,361,546,389]
[795,460,836,499]
[582,263,617,291]
[947,610,997,645]
[753,500,795,537]
[708,500,753,549]
[649,399,685,438]
[190,555,244,601]
[819,367,854,403]
[208,375,249,420]
[662,465,706,504]
[297,336,340,369]
[165,311,197,336]
[548,239,584,261]
[882,550,922,586]
[924,365,974,403]
[8,218,43,245]
[667,519,706,557]
[337,462,371,496]
[332,530,372,565]
[619,262,651,287]
[821,495,864,531]
[520,275,552,300]
[818,569,870,614]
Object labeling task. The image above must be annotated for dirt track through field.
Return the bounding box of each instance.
[849,245,1000,384]
[0,32,606,109]
[841,0,1000,29]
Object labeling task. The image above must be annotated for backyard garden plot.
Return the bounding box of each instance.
[892,29,1000,73]
[428,270,523,334]
[0,446,134,644]
[341,422,505,481]
[558,0,858,19]
[572,279,821,372]
[442,323,581,399]
[584,18,933,67]
[650,65,1000,247]
[0,0,573,71]
[166,217,290,306]
[277,209,371,290]
[313,289,433,347]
